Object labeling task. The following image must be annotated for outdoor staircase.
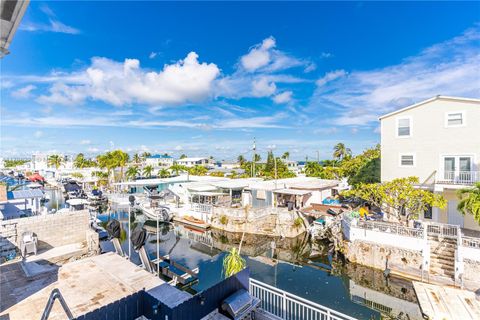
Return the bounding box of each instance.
[428,235,457,279]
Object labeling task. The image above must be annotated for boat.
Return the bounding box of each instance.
[138,200,173,222]
[173,215,210,230]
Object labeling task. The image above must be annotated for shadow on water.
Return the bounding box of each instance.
[96,210,422,320]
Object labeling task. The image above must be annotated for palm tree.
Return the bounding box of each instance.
[254,154,261,162]
[133,153,141,164]
[142,165,154,178]
[48,154,63,169]
[179,154,188,159]
[74,153,87,169]
[282,152,290,160]
[169,164,187,176]
[126,166,140,181]
[158,168,170,178]
[237,155,246,165]
[457,182,480,224]
[333,143,352,161]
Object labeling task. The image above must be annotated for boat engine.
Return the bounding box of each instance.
[130,226,147,251]
[106,219,121,239]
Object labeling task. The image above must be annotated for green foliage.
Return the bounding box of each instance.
[4,159,29,168]
[188,165,208,176]
[241,152,296,179]
[179,154,188,159]
[293,217,303,228]
[71,172,84,179]
[457,182,480,224]
[126,166,140,180]
[142,165,154,178]
[343,176,447,223]
[157,168,170,178]
[304,162,341,179]
[132,153,141,164]
[348,157,381,186]
[48,154,63,169]
[333,143,352,161]
[237,155,246,165]
[141,152,151,159]
[209,171,225,177]
[169,164,188,176]
[219,215,228,225]
[222,248,246,278]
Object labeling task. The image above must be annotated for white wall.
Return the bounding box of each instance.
[380,97,480,183]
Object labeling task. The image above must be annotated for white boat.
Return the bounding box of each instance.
[138,200,173,222]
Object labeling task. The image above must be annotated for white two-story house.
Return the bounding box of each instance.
[380,96,480,231]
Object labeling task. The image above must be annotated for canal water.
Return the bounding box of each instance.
[97,209,422,320]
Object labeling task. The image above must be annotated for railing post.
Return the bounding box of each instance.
[282,291,287,319]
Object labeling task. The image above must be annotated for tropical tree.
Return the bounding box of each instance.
[237,155,246,165]
[343,177,446,224]
[48,154,63,169]
[132,153,141,164]
[71,172,84,179]
[126,166,140,180]
[141,152,151,159]
[158,168,170,178]
[74,153,87,169]
[169,164,188,176]
[282,152,290,160]
[254,154,261,162]
[188,165,207,176]
[179,154,188,159]
[457,182,480,224]
[96,150,129,183]
[142,165,154,178]
[333,143,352,161]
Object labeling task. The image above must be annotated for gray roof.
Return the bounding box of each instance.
[8,189,44,200]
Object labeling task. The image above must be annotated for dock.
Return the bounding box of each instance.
[413,281,480,320]
[0,252,164,319]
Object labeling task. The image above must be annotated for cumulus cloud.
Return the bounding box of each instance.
[11,85,37,99]
[312,26,480,126]
[240,36,311,73]
[34,130,44,138]
[37,52,220,106]
[273,91,293,104]
[149,52,158,59]
[252,78,276,97]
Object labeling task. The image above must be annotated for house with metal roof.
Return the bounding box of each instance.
[145,154,174,167]
[0,187,45,220]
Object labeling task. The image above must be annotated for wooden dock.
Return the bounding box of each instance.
[413,281,480,320]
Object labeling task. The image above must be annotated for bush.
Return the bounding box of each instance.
[293,217,303,228]
[219,215,228,225]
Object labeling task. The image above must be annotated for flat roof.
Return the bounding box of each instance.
[273,189,312,196]
[0,252,164,319]
[7,189,44,200]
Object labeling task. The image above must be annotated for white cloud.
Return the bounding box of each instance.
[149,52,158,59]
[80,139,91,145]
[20,5,80,34]
[11,85,37,99]
[240,37,311,73]
[34,130,44,138]
[315,70,347,87]
[320,52,333,59]
[87,147,99,153]
[312,26,480,126]
[273,91,293,104]
[174,145,183,151]
[37,52,220,106]
[252,78,276,97]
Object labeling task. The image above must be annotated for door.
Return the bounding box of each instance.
[459,157,472,182]
[443,157,455,180]
[447,200,464,227]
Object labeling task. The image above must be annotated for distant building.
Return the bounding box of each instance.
[380,96,480,231]
[176,157,211,168]
[145,154,174,167]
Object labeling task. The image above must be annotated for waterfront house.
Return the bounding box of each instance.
[145,154,174,167]
[0,185,44,220]
[176,157,211,168]
[379,96,480,231]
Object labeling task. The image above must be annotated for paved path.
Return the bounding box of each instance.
[413,281,480,320]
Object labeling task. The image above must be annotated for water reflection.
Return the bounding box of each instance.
[95,209,421,320]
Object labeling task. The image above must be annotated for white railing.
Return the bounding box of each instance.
[191,203,213,214]
[426,222,458,239]
[438,171,479,185]
[356,220,424,239]
[250,278,357,320]
[462,236,480,249]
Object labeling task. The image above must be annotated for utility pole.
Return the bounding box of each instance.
[252,137,256,178]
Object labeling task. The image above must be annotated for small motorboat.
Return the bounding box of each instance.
[138,201,173,222]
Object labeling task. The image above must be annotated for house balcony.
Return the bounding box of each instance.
[436,171,480,186]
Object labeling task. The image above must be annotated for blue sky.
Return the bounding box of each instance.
[2,1,479,161]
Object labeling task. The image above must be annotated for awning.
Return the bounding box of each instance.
[187,185,218,192]
[273,189,311,196]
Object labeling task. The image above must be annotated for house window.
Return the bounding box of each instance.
[424,206,432,219]
[396,117,411,137]
[445,112,465,127]
[400,154,415,167]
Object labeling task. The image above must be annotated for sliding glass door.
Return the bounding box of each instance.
[443,156,473,183]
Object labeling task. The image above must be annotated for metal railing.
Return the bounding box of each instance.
[426,222,458,239]
[191,203,213,214]
[438,171,479,185]
[356,220,424,239]
[462,236,480,249]
[250,278,357,320]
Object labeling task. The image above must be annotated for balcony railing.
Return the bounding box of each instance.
[437,171,479,185]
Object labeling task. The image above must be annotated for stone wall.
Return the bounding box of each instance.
[0,210,90,250]
[343,240,424,279]
[464,259,480,282]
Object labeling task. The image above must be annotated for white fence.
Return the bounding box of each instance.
[191,203,213,214]
[356,220,424,239]
[438,171,479,184]
[426,222,458,239]
[250,278,357,320]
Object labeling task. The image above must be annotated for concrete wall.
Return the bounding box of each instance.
[381,97,480,183]
[0,210,89,250]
